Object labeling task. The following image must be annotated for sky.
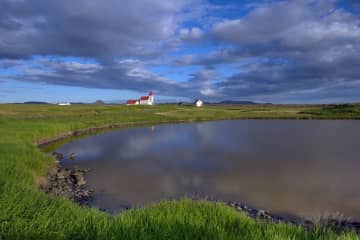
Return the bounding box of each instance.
[0,0,360,104]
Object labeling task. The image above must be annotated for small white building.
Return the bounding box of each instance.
[57,102,71,106]
[195,99,203,107]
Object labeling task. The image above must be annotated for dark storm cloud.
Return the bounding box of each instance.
[0,0,212,98]
[0,0,194,59]
[1,0,360,102]
[349,0,360,10]
[7,58,187,95]
[212,0,360,58]
[203,0,360,101]
[215,45,360,99]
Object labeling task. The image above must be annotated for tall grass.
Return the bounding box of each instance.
[0,104,360,239]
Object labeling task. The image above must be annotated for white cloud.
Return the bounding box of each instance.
[212,0,360,49]
[179,27,204,41]
[200,88,216,96]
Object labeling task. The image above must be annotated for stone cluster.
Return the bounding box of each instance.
[41,166,92,205]
[227,201,360,234]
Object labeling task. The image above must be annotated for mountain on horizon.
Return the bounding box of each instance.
[216,100,259,105]
[23,101,50,104]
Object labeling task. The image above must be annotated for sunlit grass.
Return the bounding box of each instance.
[0,103,360,239]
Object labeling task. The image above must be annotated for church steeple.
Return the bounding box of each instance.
[149,91,154,104]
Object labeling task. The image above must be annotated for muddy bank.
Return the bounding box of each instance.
[37,123,134,148]
[225,201,360,234]
[36,120,195,148]
[39,164,92,205]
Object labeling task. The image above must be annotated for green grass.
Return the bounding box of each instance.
[1,103,360,239]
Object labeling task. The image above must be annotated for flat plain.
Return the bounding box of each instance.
[1,103,360,239]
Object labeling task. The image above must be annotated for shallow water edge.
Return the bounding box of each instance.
[37,119,360,234]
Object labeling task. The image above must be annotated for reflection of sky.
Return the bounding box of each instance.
[60,143,102,160]
[57,120,360,219]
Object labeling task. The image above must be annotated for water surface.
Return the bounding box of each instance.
[57,120,360,219]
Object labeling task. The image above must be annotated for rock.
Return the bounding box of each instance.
[257,210,272,219]
[77,178,86,186]
[52,151,64,160]
[57,173,65,179]
[224,199,360,234]
[41,166,92,206]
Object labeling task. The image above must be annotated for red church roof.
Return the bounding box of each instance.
[140,96,150,100]
[126,91,153,104]
[126,100,138,104]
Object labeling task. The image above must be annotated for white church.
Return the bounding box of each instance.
[126,91,154,105]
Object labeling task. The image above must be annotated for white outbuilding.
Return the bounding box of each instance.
[195,99,203,107]
[57,102,71,106]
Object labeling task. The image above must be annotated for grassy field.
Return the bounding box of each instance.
[1,103,360,239]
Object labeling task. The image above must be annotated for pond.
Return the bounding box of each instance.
[56,120,360,219]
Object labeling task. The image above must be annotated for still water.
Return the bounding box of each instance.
[57,120,360,219]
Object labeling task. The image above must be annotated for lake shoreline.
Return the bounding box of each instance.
[42,157,360,235]
[37,118,360,148]
[37,120,188,148]
[3,104,360,238]
[37,118,360,235]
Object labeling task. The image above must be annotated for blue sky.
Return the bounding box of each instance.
[0,0,360,103]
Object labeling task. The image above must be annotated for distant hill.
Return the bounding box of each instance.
[70,102,85,105]
[94,100,105,105]
[216,100,258,105]
[160,100,271,105]
[23,101,49,104]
